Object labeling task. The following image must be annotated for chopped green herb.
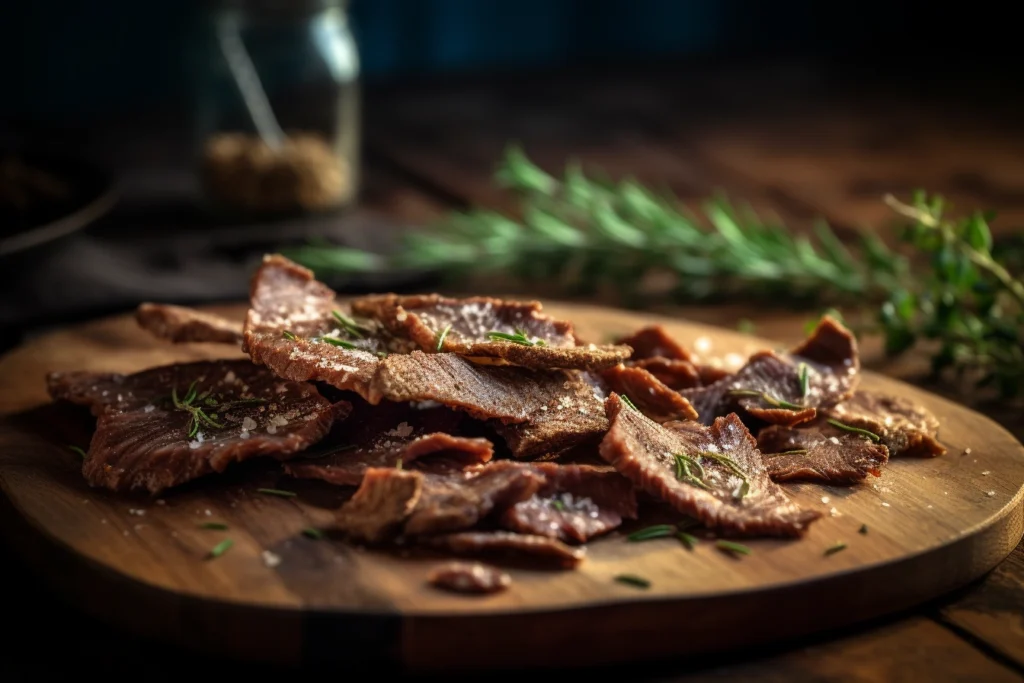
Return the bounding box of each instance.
[436,323,452,351]
[798,362,810,399]
[257,488,297,498]
[302,527,325,540]
[677,532,699,550]
[727,389,805,411]
[551,499,566,511]
[332,310,368,338]
[208,538,233,558]
[762,449,809,458]
[172,380,224,438]
[614,574,650,589]
[68,445,88,459]
[827,419,882,443]
[311,335,358,349]
[282,330,298,341]
[619,394,639,411]
[200,522,228,530]
[673,453,710,490]
[715,540,753,556]
[859,524,868,535]
[627,524,676,541]
[824,541,848,556]
[486,330,536,346]
[697,452,751,499]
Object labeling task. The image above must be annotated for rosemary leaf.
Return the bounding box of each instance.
[282,331,298,341]
[627,524,676,541]
[436,324,452,351]
[715,540,753,556]
[824,541,848,556]
[762,449,809,457]
[614,574,651,589]
[677,532,699,550]
[312,336,358,349]
[620,394,640,411]
[208,538,233,559]
[68,445,88,459]
[827,419,882,443]
[257,488,297,498]
[302,527,325,540]
[486,330,535,346]
[798,362,810,399]
[332,310,368,338]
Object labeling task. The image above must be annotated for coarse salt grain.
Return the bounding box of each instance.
[143,404,155,413]
[982,470,991,476]
[881,502,891,507]
[821,496,830,504]
[829,507,840,517]
[262,550,282,568]
[986,491,996,497]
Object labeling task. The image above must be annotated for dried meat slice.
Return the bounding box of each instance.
[428,562,511,594]
[824,390,945,458]
[334,467,423,543]
[616,325,693,361]
[48,360,346,494]
[600,364,698,423]
[682,316,859,427]
[284,401,493,485]
[632,357,703,390]
[421,531,585,569]
[757,422,890,485]
[599,393,821,537]
[354,293,630,371]
[499,462,638,543]
[135,303,243,345]
[242,255,400,400]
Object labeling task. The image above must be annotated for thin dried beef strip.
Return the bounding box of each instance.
[600,364,698,423]
[135,303,243,345]
[354,293,630,371]
[498,462,638,543]
[428,561,511,594]
[824,390,945,458]
[682,316,859,427]
[632,357,703,390]
[757,422,889,485]
[48,360,346,494]
[599,393,821,537]
[243,255,398,400]
[284,401,492,485]
[334,467,422,543]
[421,531,585,569]
[616,325,693,361]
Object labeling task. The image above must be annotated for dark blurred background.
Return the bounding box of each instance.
[2,0,1022,347]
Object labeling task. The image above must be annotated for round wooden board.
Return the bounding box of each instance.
[1,302,1022,671]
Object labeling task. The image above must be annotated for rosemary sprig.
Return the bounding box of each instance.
[436,323,452,351]
[302,527,325,540]
[208,539,233,559]
[332,310,368,338]
[677,532,699,550]
[172,380,224,438]
[282,330,297,341]
[673,453,710,490]
[825,541,848,556]
[627,524,677,541]
[619,394,639,411]
[798,363,810,399]
[698,452,751,499]
[614,574,651,589]
[827,419,882,443]
[715,540,753,557]
[486,329,546,346]
[728,389,805,411]
[257,488,297,498]
[68,445,87,459]
[310,335,358,349]
[762,449,809,457]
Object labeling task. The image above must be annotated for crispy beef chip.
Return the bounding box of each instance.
[47,360,346,494]
[631,357,703,391]
[421,531,585,569]
[135,303,244,345]
[353,293,631,370]
[757,422,890,485]
[428,561,511,594]
[285,401,493,485]
[599,393,821,537]
[600,364,698,423]
[824,390,945,458]
[682,316,859,427]
[616,325,693,361]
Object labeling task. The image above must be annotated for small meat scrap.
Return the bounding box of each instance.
[825,390,945,458]
[600,364,698,423]
[285,400,493,485]
[499,462,638,543]
[615,325,693,361]
[334,462,545,542]
[47,360,346,494]
[599,393,821,537]
[682,316,859,427]
[354,293,630,370]
[135,303,244,345]
[632,357,703,391]
[421,531,585,569]
[758,422,890,485]
[243,255,398,400]
[428,561,511,595]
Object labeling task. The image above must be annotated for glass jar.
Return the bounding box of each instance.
[192,0,360,218]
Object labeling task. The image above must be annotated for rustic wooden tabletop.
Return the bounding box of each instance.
[3,60,1023,680]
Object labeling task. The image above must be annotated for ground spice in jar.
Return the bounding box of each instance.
[201,131,350,214]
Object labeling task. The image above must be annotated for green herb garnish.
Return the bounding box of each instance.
[200,522,228,530]
[673,452,750,499]
[728,389,806,411]
[486,330,538,346]
[619,394,639,411]
[762,449,809,458]
[614,574,650,589]
[677,532,699,550]
[282,330,298,341]
[257,488,297,498]
[551,499,566,511]
[827,419,882,443]
[715,540,753,556]
[824,541,848,556]
[798,363,810,399]
[208,539,233,559]
[331,310,368,338]
[302,527,325,540]
[172,380,224,438]
[627,524,676,541]
[673,453,710,490]
[436,323,452,351]
[697,452,751,499]
[310,336,358,349]
[68,445,87,459]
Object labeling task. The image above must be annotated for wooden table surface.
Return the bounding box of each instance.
[5,61,1024,680]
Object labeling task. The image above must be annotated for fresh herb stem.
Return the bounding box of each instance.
[257,488,297,498]
[302,527,325,539]
[68,445,88,459]
[677,532,699,550]
[762,449,809,457]
[715,540,753,556]
[486,330,537,346]
[436,324,452,351]
[282,330,298,341]
[209,539,233,558]
[824,541,848,556]
[619,394,639,411]
[728,389,805,411]
[332,310,368,338]
[311,335,358,349]
[827,419,882,443]
[798,362,810,399]
[614,574,651,589]
[627,524,677,541]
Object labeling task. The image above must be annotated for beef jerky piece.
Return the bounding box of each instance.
[285,401,492,485]
[135,303,244,345]
[825,390,945,458]
[421,531,585,569]
[499,462,638,543]
[758,422,890,485]
[682,316,859,427]
[427,561,511,594]
[600,364,698,423]
[48,360,346,494]
[334,462,545,541]
[632,357,703,390]
[335,467,423,543]
[243,255,400,400]
[615,325,693,361]
[489,370,608,458]
[354,293,630,371]
[599,393,821,537]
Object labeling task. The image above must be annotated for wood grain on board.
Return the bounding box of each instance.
[0,302,1021,670]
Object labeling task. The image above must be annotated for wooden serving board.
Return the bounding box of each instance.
[1,302,1022,671]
